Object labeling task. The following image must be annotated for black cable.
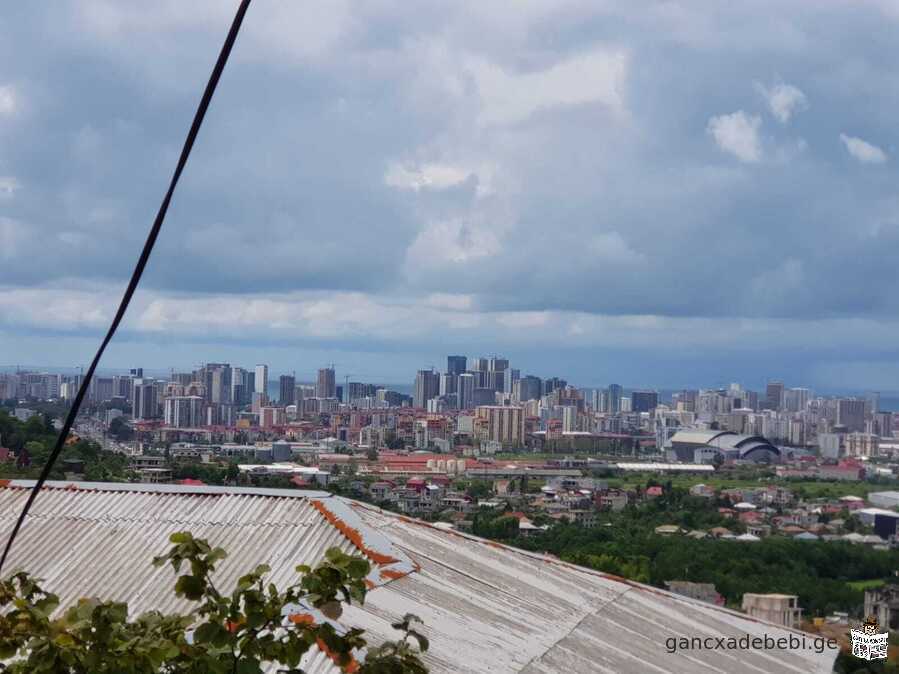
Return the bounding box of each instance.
[0,0,253,574]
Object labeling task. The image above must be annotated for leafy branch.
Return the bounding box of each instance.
[0,532,428,673]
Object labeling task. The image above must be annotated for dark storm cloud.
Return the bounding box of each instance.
[3,1,899,387]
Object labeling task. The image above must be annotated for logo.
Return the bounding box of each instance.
[850,616,888,661]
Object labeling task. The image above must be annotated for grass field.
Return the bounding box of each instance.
[602,475,885,499]
[847,578,886,591]
[491,452,899,500]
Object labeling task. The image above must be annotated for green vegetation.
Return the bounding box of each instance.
[476,486,898,617]
[108,416,134,441]
[603,474,884,500]
[0,409,131,482]
[0,531,428,673]
[847,578,886,591]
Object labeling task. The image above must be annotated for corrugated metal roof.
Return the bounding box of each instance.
[0,482,836,673]
[670,430,735,445]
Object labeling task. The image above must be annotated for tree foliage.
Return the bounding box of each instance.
[509,485,899,616]
[0,532,428,673]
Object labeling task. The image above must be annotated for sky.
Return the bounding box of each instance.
[2,1,899,391]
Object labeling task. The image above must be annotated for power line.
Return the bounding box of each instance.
[0,0,253,574]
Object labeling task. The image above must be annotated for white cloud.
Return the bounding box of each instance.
[707,111,763,162]
[404,219,502,268]
[590,232,646,264]
[754,81,807,123]
[0,218,27,258]
[0,177,19,198]
[0,287,110,328]
[468,48,628,125]
[425,293,475,311]
[384,162,471,191]
[0,85,16,116]
[840,133,887,163]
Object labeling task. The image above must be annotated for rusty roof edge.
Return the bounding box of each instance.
[0,480,332,499]
[309,496,417,589]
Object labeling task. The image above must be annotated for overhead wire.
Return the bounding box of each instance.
[0,0,253,574]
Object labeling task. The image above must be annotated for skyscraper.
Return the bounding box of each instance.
[470,358,489,387]
[458,372,475,409]
[474,405,525,447]
[487,357,509,392]
[230,367,251,406]
[836,399,866,432]
[255,364,269,404]
[631,390,659,413]
[316,367,336,398]
[439,373,457,396]
[132,378,160,420]
[279,374,296,405]
[208,364,232,404]
[414,369,440,409]
[606,384,623,414]
[765,381,784,411]
[517,375,542,402]
[447,355,467,376]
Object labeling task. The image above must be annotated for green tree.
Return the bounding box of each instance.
[0,531,428,673]
[108,416,135,441]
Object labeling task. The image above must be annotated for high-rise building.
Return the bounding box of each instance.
[783,388,811,413]
[439,373,457,397]
[207,364,232,405]
[631,390,659,413]
[765,381,784,411]
[414,369,440,409]
[447,356,467,376]
[255,365,269,403]
[866,391,881,415]
[475,405,525,447]
[316,367,336,398]
[230,367,252,406]
[164,396,203,428]
[606,384,623,414]
[487,357,509,392]
[469,358,489,387]
[543,377,567,396]
[90,377,114,403]
[502,368,520,395]
[132,379,160,420]
[458,373,475,409]
[279,375,296,405]
[518,375,542,402]
[836,399,866,432]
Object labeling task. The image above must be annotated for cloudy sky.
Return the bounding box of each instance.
[2,1,899,391]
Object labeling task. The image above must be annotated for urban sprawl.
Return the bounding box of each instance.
[3,356,899,662]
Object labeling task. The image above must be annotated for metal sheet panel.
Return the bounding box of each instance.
[0,483,837,673]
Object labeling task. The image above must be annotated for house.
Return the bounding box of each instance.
[839,495,866,510]
[655,524,682,536]
[865,585,899,632]
[742,594,803,628]
[596,489,630,512]
[0,481,835,673]
[746,524,771,538]
[645,485,664,498]
[689,484,716,498]
[665,581,724,605]
[369,481,394,502]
